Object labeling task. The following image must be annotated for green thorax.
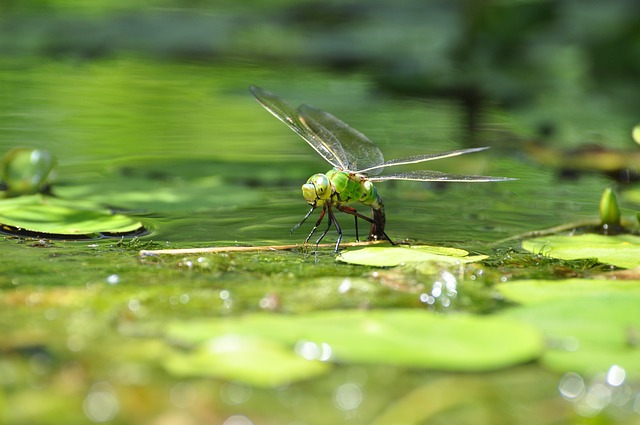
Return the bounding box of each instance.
[301,169,382,209]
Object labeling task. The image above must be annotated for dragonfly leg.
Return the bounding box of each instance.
[354,215,359,242]
[291,206,316,235]
[304,207,326,244]
[337,205,376,243]
[314,206,335,250]
[326,206,343,253]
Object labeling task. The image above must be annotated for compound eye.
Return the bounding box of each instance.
[313,174,331,200]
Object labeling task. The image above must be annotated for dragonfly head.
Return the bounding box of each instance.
[302,173,332,206]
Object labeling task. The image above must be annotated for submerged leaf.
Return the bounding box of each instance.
[337,245,487,267]
[522,234,640,269]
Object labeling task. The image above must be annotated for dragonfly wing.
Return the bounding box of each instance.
[250,85,347,169]
[368,170,516,182]
[299,104,385,174]
[358,147,491,174]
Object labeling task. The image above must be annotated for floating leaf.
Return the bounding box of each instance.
[337,245,487,267]
[0,194,144,238]
[500,293,640,377]
[164,309,543,385]
[522,234,640,269]
[496,278,640,305]
[163,335,329,387]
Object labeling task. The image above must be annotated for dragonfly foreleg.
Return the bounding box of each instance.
[291,206,316,235]
[304,207,326,244]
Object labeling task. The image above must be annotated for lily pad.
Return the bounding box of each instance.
[337,245,488,267]
[522,234,640,269]
[163,334,330,387]
[0,194,144,238]
[496,278,640,305]
[163,309,543,386]
[500,293,640,377]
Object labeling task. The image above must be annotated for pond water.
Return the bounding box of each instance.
[1,56,638,424]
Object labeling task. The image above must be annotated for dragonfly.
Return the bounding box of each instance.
[250,85,513,252]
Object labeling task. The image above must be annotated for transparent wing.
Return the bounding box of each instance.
[249,85,349,170]
[299,105,385,174]
[357,147,490,174]
[369,170,516,183]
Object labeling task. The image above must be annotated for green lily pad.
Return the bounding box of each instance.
[0,194,144,238]
[162,309,543,386]
[500,293,640,377]
[337,245,488,267]
[496,278,640,305]
[522,234,640,269]
[163,334,330,387]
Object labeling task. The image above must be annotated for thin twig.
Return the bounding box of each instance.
[139,239,388,256]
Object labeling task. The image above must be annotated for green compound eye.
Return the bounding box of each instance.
[312,174,331,199]
[302,182,317,205]
[301,174,332,206]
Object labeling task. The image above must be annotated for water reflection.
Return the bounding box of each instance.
[559,365,640,418]
[222,415,253,425]
[221,381,253,405]
[334,382,363,411]
[419,270,458,309]
[83,382,119,422]
[295,340,332,362]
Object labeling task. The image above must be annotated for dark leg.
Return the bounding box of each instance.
[337,205,395,244]
[304,207,326,244]
[353,215,359,242]
[314,206,334,250]
[291,206,316,235]
[326,207,343,253]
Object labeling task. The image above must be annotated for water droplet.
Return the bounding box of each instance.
[128,299,140,312]
[222,415,253,425]
[579,382,612,416]
[83,383,119,422]
[338,278,352,293]
[106,274,120,285]
[559,372,584,400]
[606,365,626,387]
[295,340,332,361]
[334,383,363,411]
[221,381,253,405]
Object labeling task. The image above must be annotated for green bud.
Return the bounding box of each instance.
[599,188,620,227]
[0,148,56,197]
[633,124,640,145]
